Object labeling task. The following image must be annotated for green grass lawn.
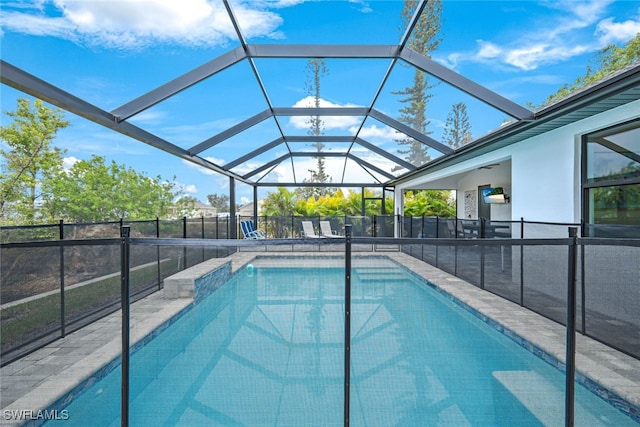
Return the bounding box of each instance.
[1,259,180,353]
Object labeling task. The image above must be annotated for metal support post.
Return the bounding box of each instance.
[435,216,439,267]
[201,215,206,262]
[59,220,65,337]
[343,225,352,427]
[156,217,161,290]
[120,226,131,427]
[520,217,525,306]
[565,227,578,427]
[480,218,486,289]
[229,176,237,239]
[182,216,187,270]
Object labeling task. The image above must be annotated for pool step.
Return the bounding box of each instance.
[355,267,406,283]
[492,370,607,426]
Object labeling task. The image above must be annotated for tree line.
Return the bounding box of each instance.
[0,99,194,225]
[259,187,455,218]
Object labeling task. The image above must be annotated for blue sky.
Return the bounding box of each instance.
[1,0,639,207]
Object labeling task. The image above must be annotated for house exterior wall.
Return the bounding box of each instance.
[511,99,640,223]
[395,99,640,225]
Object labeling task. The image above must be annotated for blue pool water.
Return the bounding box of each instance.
[47,257,637,426]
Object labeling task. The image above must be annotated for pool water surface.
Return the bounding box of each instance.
[46,257,638,426]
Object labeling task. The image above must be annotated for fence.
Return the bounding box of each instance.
[1,227,639,426]
[91,232,640,426]
[400,234,640,361]
[2,215,637,365]
[254,215,581,239]
[1,215,635,363]
[0,216,232,243]
[0,215,585,244]
[0,217,235,364]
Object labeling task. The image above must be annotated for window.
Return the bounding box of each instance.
[583,120,640,237]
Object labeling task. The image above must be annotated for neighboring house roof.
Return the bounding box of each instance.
[392,62,640,184]
[192,201,217,216]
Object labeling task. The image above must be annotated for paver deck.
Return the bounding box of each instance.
[1,251,638,426]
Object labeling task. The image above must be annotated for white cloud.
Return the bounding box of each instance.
[182,156,226,175]
[62,156,80,170]
[354,123,399,141]
[129,109,167,125]
[288,97,363,130]
[504,43,589,71]
[542,0,612,35]
[0,0,285,49]
[347,0,373,14]
[229,159,265,177]
[476,41,502,60]
[180,183,198,194]
[596,15,640,45]
[204,155,226,165]
[254,0,306,9]
[439,1,638,72]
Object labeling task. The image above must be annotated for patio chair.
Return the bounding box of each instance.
[320,220,342,237]
[301,221,321,238]
[247,220,266,238]
[447,219,475,238]
[446,219,465,238]
[240,220,264,239]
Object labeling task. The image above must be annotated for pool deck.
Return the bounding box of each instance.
[1,251,639,425]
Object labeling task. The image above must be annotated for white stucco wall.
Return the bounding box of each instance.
[509,127,578,223]
[396,99,640,224]
[512,99,640,223]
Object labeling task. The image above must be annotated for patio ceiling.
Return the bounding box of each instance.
[0,0,535,189]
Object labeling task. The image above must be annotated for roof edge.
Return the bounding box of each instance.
[390,62,640,186]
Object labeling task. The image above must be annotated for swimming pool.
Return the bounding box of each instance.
[46,257,637,426]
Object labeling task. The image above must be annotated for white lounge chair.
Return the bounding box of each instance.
[301,221,320,238]
[320,220,342,237]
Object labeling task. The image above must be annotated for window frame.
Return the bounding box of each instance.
[581,119,640,236]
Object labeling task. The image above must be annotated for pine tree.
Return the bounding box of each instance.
[442,102,472,149]
[393,0,443,167]
[300,58,333,199]
[394,71,431,166]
